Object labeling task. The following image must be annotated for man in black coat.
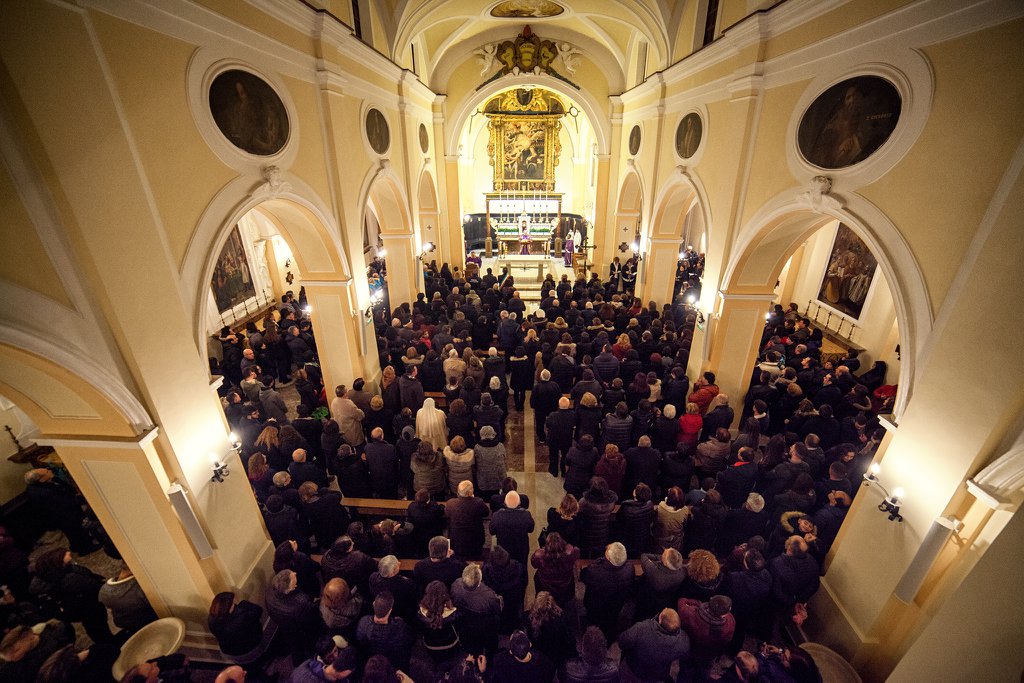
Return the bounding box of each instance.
[549,351,576,392]
[489,491,534,566]
[288,449,327,488]
[581,542,635,640]
[413,536,467,595]
[700,394,735,442]
[530,370,562,442]
[262,495,308,552]
[23,469,98,554]
[717,447,759,509]
[720,492,769,554]
[320,535,377,597]
[291,405,324,465]
[265,569,321,664]
[723,548,772,648]
[570,369,604,406]
[363,428,399,498]
[369,555,418,620]
[544,397,577,477]
[623,436,662,495]
[769,536,820,619]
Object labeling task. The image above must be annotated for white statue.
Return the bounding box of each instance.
[558,42,582,77]
[474,43,497,76]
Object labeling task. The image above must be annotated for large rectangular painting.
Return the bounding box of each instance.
[211,226,256,312]
[816,223,878,319]
[487,114,562,191]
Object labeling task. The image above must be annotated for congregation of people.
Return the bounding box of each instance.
[0,259,889,683]
[199,257,891,683]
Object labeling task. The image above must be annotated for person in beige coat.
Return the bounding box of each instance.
[443,436,475,495]
[331,385,365,446]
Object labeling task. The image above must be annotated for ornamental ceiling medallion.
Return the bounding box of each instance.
[476,25,580,90]
[490,1,564,18]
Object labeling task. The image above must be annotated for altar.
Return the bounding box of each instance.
[495,253,556,282]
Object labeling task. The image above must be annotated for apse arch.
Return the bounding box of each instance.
[445,73,611,157]
[721,189,932,418]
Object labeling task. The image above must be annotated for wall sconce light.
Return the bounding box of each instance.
[364,289,384,320]
[210,459,230,483]
[863,463,904,522]
[417,242,436,261]
[303,305,312,316]
[376,247,387,259]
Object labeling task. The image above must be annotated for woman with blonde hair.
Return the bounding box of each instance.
[677,402,703,451]
[443,435,475,494]
[320,577,363,637]
[545,493,579,546]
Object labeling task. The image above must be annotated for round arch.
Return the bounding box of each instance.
[182,171,353,354]
[721,189,933,418]
[609,165,644,262]
[416,166,441,254]
[358,162,419,308]
[444,73,611,157]
[648,166,711,247]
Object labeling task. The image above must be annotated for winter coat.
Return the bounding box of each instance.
[563,444,600,497]
[601,413,634,453]
[594,451,627,498]
[98,575,156,633]
[474,437,508,493]
[410,452,446,496]
[443,446,475,493]
[617,500,655,557]
[653,501,689,550]
[578,489,618,554]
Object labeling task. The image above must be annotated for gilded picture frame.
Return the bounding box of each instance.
[487,114,562,191]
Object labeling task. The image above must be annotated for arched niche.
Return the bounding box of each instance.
[361,164,419,309]
[417,167,440,262]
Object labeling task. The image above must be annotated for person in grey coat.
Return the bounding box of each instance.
[617,608,691,681]
[98,564,157,636]
[474,426,507,500]
[259,377,289,424]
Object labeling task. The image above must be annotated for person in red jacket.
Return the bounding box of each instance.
[688,372,720,414]
[677,594,736,681]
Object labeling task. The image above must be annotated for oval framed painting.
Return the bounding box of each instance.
[365,108,391,155]
[208,69,290,156]
[797,75,901,170]
[419,122,429,154]
[628,125,641,156]
[676,112,702,160]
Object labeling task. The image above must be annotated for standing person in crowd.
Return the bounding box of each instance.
[617,608,691,682]
[445,481,489,559]
[331,385,365,447]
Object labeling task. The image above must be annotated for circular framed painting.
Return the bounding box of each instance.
[676,112,703,160]
[419,122,429,154]
[365,108,391,155]
[797,75,901,169]
[628,125,641,156]
[208,69,289,156]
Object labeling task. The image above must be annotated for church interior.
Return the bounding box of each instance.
[0,0,1023,680]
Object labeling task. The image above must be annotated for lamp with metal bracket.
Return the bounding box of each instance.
[863,463,904,522]
[417,242,436,262]
[364,289,384,320]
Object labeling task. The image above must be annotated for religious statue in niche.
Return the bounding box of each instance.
[676,112,703,159]
[211,226,257,312]
[365,108,390,155]
[476,26,580,89]
[798,76,901,169]
[817,223,878,319]
[209,69,290,156]
[490,0,564,18]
